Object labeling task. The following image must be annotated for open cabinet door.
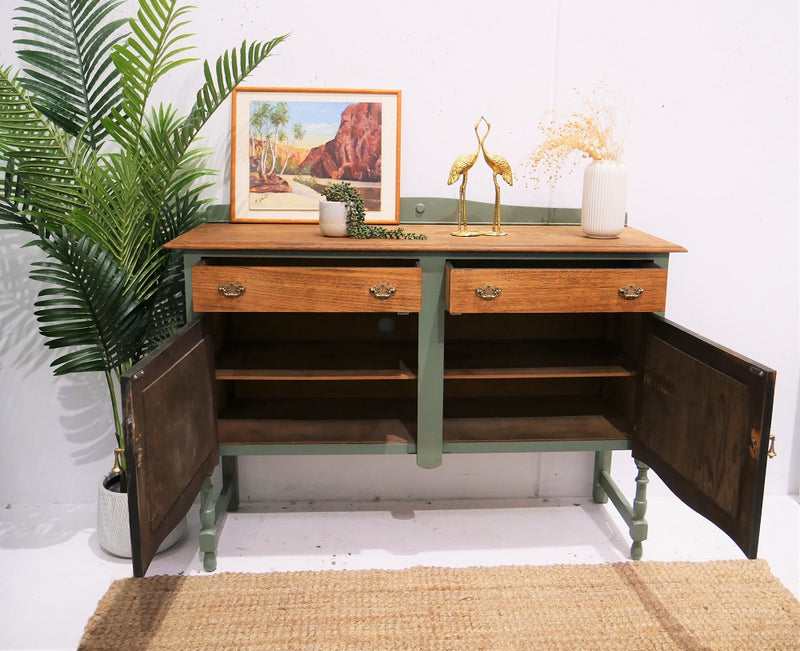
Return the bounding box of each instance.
[121,319,219,576]
[634,316,775,558]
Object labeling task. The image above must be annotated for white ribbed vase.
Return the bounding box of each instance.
[580,159,628,238]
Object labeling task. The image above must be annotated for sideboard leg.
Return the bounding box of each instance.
[199,473,218,572]
[416,256,446,469]
[629,459,650,560]
[592,451,611,503]
[594,453,650,559]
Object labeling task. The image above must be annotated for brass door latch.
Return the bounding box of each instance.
[767,435,777,458]
[750,433,778,459]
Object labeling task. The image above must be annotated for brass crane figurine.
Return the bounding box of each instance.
[478,116,513,236]
[447,119,483,237]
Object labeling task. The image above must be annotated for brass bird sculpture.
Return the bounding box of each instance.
[447,119,483,236]
[478,116,513,236]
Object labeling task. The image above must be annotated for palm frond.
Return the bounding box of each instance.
[0,66,92,234]
[139,189,208,348]
[86,152,158,273]
[178,36,288,151]
[13,0,128,148]
[134,35,288,243]
[29,229,146,375]
[140,249,187,347]
[0,155,35,234]
[107,0,196,150]
[141,104,214,203]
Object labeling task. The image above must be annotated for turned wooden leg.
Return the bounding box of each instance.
[199,473,217,572]
[629,459,650,560]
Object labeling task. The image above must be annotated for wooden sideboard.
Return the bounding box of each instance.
[121,223,775,577]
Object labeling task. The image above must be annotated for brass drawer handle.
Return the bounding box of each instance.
[619,285,644,300]
[475,284,502,300]
[218,282,246,298]
[370,282,396,299]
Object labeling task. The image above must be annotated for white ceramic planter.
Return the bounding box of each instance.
[97,478,186,558]
[318,200,348,237]
[580,159,628,238]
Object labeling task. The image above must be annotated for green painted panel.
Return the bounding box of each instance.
[201,198,584,226]
[400,197,581,225]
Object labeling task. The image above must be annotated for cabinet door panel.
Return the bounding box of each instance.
[122,319,219,576]
[634,316,775,558]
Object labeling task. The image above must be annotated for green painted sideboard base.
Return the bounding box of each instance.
[198,448,649,573]
[174,216,678,573]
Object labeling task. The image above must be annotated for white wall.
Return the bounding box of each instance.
[0,0,797,505]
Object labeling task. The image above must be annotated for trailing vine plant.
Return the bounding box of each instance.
[323,182,426,239]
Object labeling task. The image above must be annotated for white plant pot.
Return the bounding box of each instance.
[580,159,628,238]
[318,200,348,237]
[97,478,186,558]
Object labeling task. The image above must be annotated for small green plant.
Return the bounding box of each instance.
[323,182,426,240]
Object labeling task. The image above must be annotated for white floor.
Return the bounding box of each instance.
[0,494,798,651]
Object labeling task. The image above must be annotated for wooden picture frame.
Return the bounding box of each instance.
[230,87,401,223]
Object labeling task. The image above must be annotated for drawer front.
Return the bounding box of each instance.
[193,263,422,312]
[447,265,668,313]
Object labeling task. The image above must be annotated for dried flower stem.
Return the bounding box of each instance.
[520,83,626,189]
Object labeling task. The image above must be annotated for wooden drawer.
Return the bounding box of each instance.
[192,260,422,312]
[446,262,668,313]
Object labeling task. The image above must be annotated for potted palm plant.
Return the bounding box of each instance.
[0,0,286,555]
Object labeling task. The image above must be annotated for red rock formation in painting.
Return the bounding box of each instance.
[302,102,382,182]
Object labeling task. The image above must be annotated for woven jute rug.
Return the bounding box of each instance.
[79,559,800,650]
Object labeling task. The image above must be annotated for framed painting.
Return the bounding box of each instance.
[231,87,401,223]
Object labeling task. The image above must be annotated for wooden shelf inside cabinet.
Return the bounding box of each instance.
[217,418,416,447]
[216,397,417,447]
[215,341,417,381]
[444,340,636,380]
[443,414,630,445]
[441,395,631,446]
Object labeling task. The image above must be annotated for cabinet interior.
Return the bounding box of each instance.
[208,309,646,450]
[443,312,644,446]
[210,312,419,447]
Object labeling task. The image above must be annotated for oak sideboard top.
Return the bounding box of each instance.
[166,223,686,254]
